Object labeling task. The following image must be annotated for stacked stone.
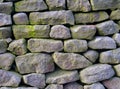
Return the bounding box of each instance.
[0,0,120,89]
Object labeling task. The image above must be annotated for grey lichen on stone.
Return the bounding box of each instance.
[29,10,74,25]
[45,84,63,89]
[8,39,27,56]
[15,53,54,74]
[53,52,92,70]
[84,83,105,89]
[80,64,115,84]
[113,33,120,46]
[46,69,79,84]
[114,64,120,76]
[27,39,63,53]
[0,39,7,54]
[110,9,120,20]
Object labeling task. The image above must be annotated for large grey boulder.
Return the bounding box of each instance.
[113,33,120,46]
[15,53,54,74]
[45,84,63,89]
[114,64,120,76]
[80,64,115,84]
[84,83,105,89]
[27,39,63,53]
[0,39,7,54]
[29,10,74,25]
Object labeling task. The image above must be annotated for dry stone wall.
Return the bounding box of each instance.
[0,0,120,89]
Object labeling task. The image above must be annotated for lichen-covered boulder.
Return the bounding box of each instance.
[110,9,120,20]
[114,64,120,76]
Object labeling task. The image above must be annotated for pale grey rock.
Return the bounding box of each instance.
[30,10,74,25]
[67,0,91,12]
[8,39,27,56]
[0,53,15,70]
[27,39,63,53]
[88,36,116,49]
[110,9,120,20]
[0,39,7,54]
[80,64,115,84]
[113,33,120,46]
[0,69,21,87]
[45,84,63,89]
[53,52,92,70]
[70,25,96,40]
[23,73,46,88]
[50,25,71,39]
[84,83,105,89]
[13,13,29,25]
[46,70,79,84]
[15,53,54,74]
[64,39,88,53]
[5,38,12,44]
[96,20,119,36]
[114,64,120,76]
[15,0,47,12]
[0,87,38,89]
[0,0,3,2]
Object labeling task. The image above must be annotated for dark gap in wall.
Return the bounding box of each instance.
[65,0,68,10]
[106,9,112,15]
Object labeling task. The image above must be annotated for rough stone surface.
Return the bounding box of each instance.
[84,50,99,63]
[0,2,13,14]
[114,64,120,76]
[64,39,88,52]
[96,20,119,36]
[13,13,29,25]
[50,25,71,39]
[113,33,120,46]
[45,84,63,89]
[15,0,47,12]
[0,0,3,2]
[0,53,15,70]
[15,53,54,74]
[103,77,120,89]
[53,52,92,70]
[80,64,115,84]
[8,39,27,56]
[110,9,120,20]
[0,69,21,87]
[27,39,63,53]
[0,39,7,54]
[0,87,38,89]
[88,36,116,49]
[100,48,120,64]
[84,83,105,89]
[64,82,83,89]
[67,0,91,12]
[0,27,12,39]
[23,73,46,88]
[0,13,12,27]
[70,25,96,40]
[13,25,50,39]
[46,0,65,10]
[75,12,109,24]
[30,10,74,25]
[46,70,79,84]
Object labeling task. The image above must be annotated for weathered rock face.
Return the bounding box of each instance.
[0,39,7,54]
[0,87,38,89]
[114,64,120,76]
[113,33,120,46]
[46,70,79,84]
[84,83,105,89]
[29,10,74,25]
[110,9,120,20]
[80,64,115,84]
[27,39,63,53]
[15,53,54,74]
[45,84,63,89]
[53,52,92,70]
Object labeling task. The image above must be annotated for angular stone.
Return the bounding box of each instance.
[46,70,79,84]
[114,64,120,76]
[28,39,63,53]
[96,21,119,36]
[88,36,116,49]
[113,33,120,46]
[0,27,12,39]
[64,39,88,53]
[8,39,27,56]
[0,13,12,27]
[53,52,92,70]
[0,53,15,70]
[67,0,91,12]
[80,64,115,84]
[0,2,13,14]
[110,9,120,20]
[103,77,120,89]
[70,25,96,40]
[50,25,71,39]
[0,87,38,89]
[13,25,50,39]
[0,0,3,2]
[100,48,120,64]
[15,53,54,74]
[0,39,7,54]
[84,83,105,89]
[30,10,74,25]
[23,73,46,88]
[64,82,83,89]
[45,84,63,89]
[84,50,99,63]
[46,0,65,10]
[5,38,12,44]
[0,69,21,87]
[15,0,47,12]
[75,12,109,24]
[13,13,29,25]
